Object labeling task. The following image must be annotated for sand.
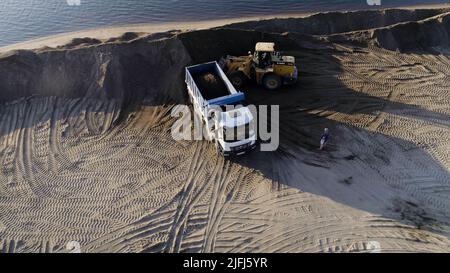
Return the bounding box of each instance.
[1,5,450,253]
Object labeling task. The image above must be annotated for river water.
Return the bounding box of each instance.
[0,0,447,46]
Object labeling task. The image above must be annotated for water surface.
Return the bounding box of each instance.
[0,0,447,46]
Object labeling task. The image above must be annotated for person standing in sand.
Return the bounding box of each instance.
[319,128,330,150]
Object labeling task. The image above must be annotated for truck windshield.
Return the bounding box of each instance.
[223,120,254,143]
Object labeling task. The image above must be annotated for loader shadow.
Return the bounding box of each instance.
[229,45,450,239]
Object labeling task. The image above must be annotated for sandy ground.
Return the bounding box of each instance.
[1,5,450,253]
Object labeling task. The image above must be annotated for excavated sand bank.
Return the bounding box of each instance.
[0,32,190,105]
[224,7,450,35]
[0,7,450,252]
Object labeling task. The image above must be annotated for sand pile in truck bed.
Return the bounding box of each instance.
[194,72,229,100]
[0,7,450,253]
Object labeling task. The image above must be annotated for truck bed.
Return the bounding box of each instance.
[187,62,231,101]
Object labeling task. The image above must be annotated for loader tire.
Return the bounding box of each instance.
[229,71,247,88]
[263,73,282,90]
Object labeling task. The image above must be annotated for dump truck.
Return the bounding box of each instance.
[220,42,298,90]
[185,61,257,156]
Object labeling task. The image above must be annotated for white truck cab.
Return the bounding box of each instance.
[215,106,256,156]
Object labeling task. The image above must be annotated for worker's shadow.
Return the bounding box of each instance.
[221,34,450,240]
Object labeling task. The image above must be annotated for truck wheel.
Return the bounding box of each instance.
[229,71,247,88]
[263,73,282,90]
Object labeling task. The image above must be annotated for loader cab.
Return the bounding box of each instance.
[254,51,272,69]
[253,42,275,69]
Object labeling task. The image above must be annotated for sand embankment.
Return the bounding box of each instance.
[1,6,450,252]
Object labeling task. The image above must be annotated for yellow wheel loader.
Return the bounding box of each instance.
[219,42,298,91]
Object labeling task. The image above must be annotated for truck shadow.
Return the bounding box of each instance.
[229,44,450,239]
